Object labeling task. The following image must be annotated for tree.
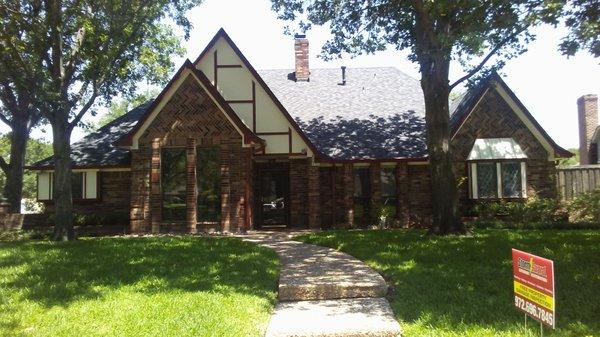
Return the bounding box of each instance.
[89,90,159,131]
[271,0,549,234]
[0,135,52,211]
[0,0,201,241]
[556,0,600,57]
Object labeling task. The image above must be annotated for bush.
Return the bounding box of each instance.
[568,190,600,224]
[47,211,129,227]
[472,193,600,229]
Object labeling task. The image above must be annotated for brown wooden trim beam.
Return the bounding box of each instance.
[225,99,254,104]
[216,64,243,68]
[255,131,289,136]
[213,50,218,87]
[288,128,292,154]
[252,81,256,132]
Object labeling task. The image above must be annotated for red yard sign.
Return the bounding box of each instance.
[512,249,555,328]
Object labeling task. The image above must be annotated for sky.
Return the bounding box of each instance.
[13,0,600,149]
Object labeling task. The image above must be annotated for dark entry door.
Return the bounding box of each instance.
[256,167,289,229]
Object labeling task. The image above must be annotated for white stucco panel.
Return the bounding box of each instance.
[195,36,311,156]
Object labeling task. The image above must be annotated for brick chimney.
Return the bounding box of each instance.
[294,34,309,81]
[578,94,598,165]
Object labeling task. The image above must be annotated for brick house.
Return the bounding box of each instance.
[29,29,572,233]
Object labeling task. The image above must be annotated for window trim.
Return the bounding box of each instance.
[36,170,100,202]
[469,160,527,200]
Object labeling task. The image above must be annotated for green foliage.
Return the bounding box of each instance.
[555,0,600,57]
[89,89,159,131]
[558,148,579,166]
[472,192,600,229]
[0,135,52,208]
[568,189,600,223]
[0,236,279,336]
[296,229,600,336]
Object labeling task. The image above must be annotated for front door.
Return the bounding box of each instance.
[255,165,289,229]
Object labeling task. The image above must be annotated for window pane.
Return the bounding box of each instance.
[161,148,187,221]
[476,163,497,198]
[72,172,83,199]
[353,167,371,225]
[197,146,221,222]
[381,167,396,198]
[501,162,522,198]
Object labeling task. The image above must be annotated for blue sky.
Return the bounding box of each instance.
[21,0,600,149]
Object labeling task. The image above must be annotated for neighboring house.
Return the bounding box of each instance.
[577,94,600,165]
[28,29,572,233]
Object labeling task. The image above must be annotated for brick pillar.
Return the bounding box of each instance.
[396,162,410,227]
[307,163,320,229]
[370,163,381,223]
[343,163,354,227]
[186,138,197,233]
[290,158,308,228]
[219,141,231,232]
[150,139,161,233]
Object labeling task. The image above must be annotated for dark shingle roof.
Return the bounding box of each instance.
[30,101,152,168]
[258,67,428,159]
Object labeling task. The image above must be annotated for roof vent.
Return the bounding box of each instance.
[339,66,347,86]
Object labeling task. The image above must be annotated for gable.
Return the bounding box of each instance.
[451,75,571,161]
[123,62,262,150]
[194,30,316,157]
[139,75,240,145]
[451,87,551,161]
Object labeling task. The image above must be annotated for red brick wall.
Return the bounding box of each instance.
[130,75,251,233]
[45,171,131,215]
[289,158,309,227]
[452,87,558,210]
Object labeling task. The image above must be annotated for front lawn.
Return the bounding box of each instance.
[0,236,279,337]
[296,229,600,337]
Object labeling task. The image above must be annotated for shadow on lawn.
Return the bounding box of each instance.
[0,236,279,308]
[299,230,600,335]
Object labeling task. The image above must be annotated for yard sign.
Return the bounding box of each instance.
[512,249,555,329]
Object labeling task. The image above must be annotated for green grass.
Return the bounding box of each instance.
[296,229,600,337]
[0,236,279,337]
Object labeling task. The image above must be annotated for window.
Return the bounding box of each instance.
[353,167,371,225]
[161,148,187,221]
[37,171,98,201]
[470,161,526,199]
[197,146,221,222]
[380,167,397,217]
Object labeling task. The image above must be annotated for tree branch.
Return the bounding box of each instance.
[449,27,527,90]
[0,155,9,174]
[68,83,98,130]
[0,112,11,127]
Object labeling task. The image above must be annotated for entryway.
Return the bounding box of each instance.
[255,163,290,229]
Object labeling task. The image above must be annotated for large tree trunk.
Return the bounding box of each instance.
[420,56,465,234]
[3,122,29,213]
[51,114,75,241]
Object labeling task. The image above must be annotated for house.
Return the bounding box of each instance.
[28,29,572,233]
[577,94,599,165]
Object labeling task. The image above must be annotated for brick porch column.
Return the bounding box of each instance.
[186,138,197,233]
[307,162,320,229]
[150,138,161,233]
[396,162,410,227]
[242,148,253,231]
[343,163,354,227]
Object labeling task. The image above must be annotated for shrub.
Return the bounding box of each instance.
[568,190,600,224]
[472,198,567,229]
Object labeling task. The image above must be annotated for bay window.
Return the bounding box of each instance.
[468,138,528,199]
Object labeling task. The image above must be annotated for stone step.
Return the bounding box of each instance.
[265,297,402,337]
[265,241,388,301]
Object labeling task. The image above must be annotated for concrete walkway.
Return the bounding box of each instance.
[242,231,402,337]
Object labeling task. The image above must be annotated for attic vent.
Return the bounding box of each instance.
[338,66,346,86]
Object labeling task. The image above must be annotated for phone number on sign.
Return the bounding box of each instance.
[515,296,554,326]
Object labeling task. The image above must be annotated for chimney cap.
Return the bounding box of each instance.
[294,33,306,39]
[578,94,598,101]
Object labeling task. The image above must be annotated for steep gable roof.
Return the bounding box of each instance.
[450,72,572,159]
[118,60,263,148]
[193,28,323,158]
